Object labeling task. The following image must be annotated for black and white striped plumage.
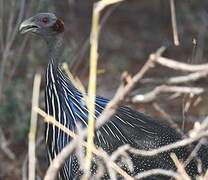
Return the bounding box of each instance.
[19,13,205,179]
[44,61,199,179]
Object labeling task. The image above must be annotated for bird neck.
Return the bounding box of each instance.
[46,33,64,67]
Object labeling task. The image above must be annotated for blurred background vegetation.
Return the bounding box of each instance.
[1,0,208,179]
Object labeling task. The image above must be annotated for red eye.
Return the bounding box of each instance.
[42,17,48,23]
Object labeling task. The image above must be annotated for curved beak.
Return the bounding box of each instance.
[19,17,39,34]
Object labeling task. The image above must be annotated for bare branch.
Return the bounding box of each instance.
[184,139,206,167]
[170,0,180,46]
[44,141,77,180]
[0,127,16,160]
[29,74,41,180]
[135,168,181,179]
[132,85,204,103]
[166,71,208,84]
[35,108,134,180]
[156,56,208,72]
[141,70,208,85]
[171,153,191,180]
[128,131,208,157]
[95,46,166,129]
[152,103,183,136]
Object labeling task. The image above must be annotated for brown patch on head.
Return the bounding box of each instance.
[52,18,64,33]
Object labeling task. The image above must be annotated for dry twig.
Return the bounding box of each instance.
[184,139,206,167]
[0,0,26,100]
[28,74,41,180]
[171,153,191,180]
[153,103,183,136]
[86,0,124,171]
[156,56,208,72]
[44,140,77,180]
[95,47,166,129]
[170,0,180,46]
[35,108,133,180]
[135,168,181,179]
[141,69,208,85]
[132,85,204,103]
[0,127,16,160]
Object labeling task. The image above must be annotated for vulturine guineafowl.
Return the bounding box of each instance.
[19,13,207,179]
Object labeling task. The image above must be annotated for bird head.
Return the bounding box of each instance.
[19,13,64,38]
